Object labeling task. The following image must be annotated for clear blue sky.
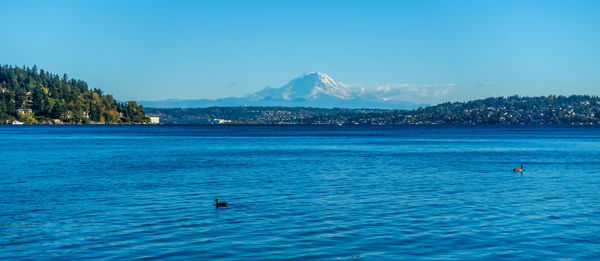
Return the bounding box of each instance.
[1,0,599,103]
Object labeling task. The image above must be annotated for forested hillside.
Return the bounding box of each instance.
[146,95,600,125]
[0,65,148,123]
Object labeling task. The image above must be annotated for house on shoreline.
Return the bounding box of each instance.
[149,116,160,124]
[17,108,33,114]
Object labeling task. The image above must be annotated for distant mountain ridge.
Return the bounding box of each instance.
[140,72,425,109]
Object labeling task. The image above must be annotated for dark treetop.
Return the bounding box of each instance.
[0,65,148,124]
[146,95,600,125]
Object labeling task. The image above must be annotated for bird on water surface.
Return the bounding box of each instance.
[215,199,229,208]
[513,164,524,172]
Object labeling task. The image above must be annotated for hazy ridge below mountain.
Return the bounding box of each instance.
[140,72,426,109]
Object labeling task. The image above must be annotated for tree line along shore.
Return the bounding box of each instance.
[146,95,600,125]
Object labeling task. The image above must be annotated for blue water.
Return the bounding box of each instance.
[1,125,599,260]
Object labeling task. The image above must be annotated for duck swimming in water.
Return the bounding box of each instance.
[215,199,229,208]
[513,164,524,172]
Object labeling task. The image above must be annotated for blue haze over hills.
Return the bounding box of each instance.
[140,72,425,109]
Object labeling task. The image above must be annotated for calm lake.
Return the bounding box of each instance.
[1,125,599,260]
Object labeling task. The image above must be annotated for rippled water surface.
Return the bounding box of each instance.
[1,125,600,260]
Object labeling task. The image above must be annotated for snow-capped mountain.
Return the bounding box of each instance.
[140,72,425,109]
[249,72,353,101]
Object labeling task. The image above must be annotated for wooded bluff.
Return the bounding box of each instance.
[0,65,148,124]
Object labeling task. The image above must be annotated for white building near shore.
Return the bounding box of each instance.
[17,108,33,114]
[149,116,160,124]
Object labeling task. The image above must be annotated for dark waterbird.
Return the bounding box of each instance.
[215,199,229,208]
[513,163,524,172]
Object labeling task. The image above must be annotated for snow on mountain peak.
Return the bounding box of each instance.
[251,72,353,101]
